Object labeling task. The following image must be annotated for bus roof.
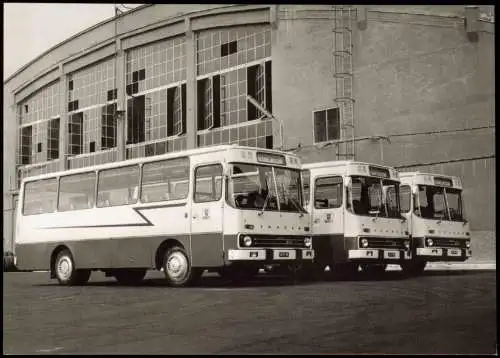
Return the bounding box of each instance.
[20,145,300,184]
[302,160,395,170]
[399,171,458,180]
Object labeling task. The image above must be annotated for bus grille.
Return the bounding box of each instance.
[364,237,405,250]
[251,236,306,248]
[432,237,466,248]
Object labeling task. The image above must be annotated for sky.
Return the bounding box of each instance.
[3,3,142,81]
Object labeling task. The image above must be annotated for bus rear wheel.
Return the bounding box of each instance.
[114,269,147,285]
[54,249,91,286]
[163,246,202,287]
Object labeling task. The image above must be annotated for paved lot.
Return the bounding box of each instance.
[3,270,497,355]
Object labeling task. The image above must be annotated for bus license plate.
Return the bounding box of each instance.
[274,250,295,260]
[383,250,399,259]
[447,249,461,257]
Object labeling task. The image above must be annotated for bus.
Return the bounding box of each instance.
[398,172,471,275]
[301,161,410,278]
[15,145,314,286]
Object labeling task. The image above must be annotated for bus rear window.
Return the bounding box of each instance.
[23,179,58,215]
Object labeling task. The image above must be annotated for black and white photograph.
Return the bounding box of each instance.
[3,4,496,355]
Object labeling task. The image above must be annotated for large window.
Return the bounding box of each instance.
[97,166,140,207]
[227,163,303,213]
[23,179,58,216]
[415,185,464,222]
[67,58,116,158]
[194,165,223,203]
[314,176,343,209]
[313,108,340,144]
[58,172,96,212]
[17,81,60,166]
[196,26,273,150]
[125,36,187,158]
[348,176,401,218]
[141,157,190,202]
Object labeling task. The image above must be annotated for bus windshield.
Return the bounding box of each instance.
[415,185,465,222]
[227,163,304,213]
[348,176,401,219]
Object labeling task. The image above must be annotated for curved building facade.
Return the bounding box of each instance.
[3,5,495,252]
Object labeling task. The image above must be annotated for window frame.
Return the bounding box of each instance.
[141,157,191,203]
[193,163,224,203]
[313,175,343,209]
[312,107,342,144]
[96,164,141,208]
[22,177,59,216]
[57,171,97,212]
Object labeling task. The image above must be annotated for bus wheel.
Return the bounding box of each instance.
[54,250,91,286]
[163,246,199,287]
[114,269,146,285]
[401,260,426,277]
[360,264,387,276]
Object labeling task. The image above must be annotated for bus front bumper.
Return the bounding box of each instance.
[227,248,314,262]
[348,249,411,262]
[416,247,472,261]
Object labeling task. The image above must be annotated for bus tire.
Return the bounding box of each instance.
[114,269,147,285]
[401,260,426,277]
[54,249,91,286]
[163,246,199,287]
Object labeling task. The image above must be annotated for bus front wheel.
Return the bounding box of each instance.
[163,246,202,287]
[54,249,91,286]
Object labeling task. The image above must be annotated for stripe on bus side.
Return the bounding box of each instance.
[37,202,187,229]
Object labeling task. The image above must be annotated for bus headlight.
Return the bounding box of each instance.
[466,240,471,249]
[243,236,253,247]
[426,238,434,247]
[304,237,312,248]
[404,240,410,250]
[360,238,369,248]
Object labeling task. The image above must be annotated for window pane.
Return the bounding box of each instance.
[142,157,190,202]
[314,176,343,209]
[400,185,411,213]
[97,165,140,207]
[58,172,96,212]
[23,179,58,215]
[314,110,327,143]
[195,164,223,203]
[326,108,340,141]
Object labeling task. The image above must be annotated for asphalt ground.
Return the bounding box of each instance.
[3,270,497,355]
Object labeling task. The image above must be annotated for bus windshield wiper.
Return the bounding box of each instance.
[258,189,271,216]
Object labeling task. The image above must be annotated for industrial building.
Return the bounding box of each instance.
[3,5,495,253]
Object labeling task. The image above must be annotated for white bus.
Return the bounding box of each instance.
[399,172,471,275]
[15,145,314,286]
[301,161,410,278]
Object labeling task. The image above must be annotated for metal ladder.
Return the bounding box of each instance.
[333,6,356,160]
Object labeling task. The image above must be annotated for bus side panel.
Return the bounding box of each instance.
[15,242,57,271]
[190,233,224,267]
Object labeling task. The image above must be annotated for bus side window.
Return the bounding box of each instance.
[97,165,140,207]
[314,176,343,209]
[23,178,58,216]
[194,164,223,203]
[141,158,190,203]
